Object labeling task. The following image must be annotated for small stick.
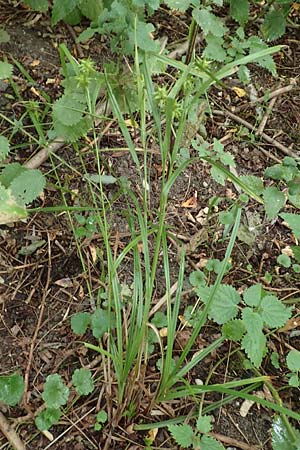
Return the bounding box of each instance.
[66,24,84,59]
[256,81,297,103]
[210,431,260,450]
[233,81,297,113]
[256,96,277,136]
[213,109,299,159]
[0,411,26,450]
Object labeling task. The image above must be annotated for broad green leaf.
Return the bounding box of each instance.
[243,284,262,307]
[79,0,103,20]
[35,408,61,431]
[293,264,300,273]
[0,185,27,224]
[71,312,91,335]
[168,424,194,448]
[271,351,280,369]
[51,0,79,25]
[292,246,300,263]
[200,435,226,450]
[211,166,226,186]
[263,186,286,219]
[241,330,266,367]
[10,169,46,205]
[262,9,286,41]
[0,374,24,406]
[52,95,85,126]
[288,373,299,387]
[91,308,109,339]
[189,270,206,287]
[288,177,300,196]
[72,368,94,396]
[135,21,159,53]
[53,116,92,142]
[23,0,49,11]
[222,319,245,341]
[277,254,291,268]
[0,28,10,44]
[261,295,292,328]
[247,36,277,76]
[197,284,240,324]
[192,8,227,37]
[151,311,168,328]
[286,349,300,373]
[237,65,251,83]
[230,0,249,26]
[196,415,212,433]
[242,307,263,333]
[0,61,13,79]
[280,213,300,239]
[164,0,191,11]
[239,175,264,195]
[272,416,300,450]
[219,211,235,225]
[42,374,69,409]
[96,410,107,423]
[265,164,297,183]
[0,163,25,187]
[204,34,226,62]
[0,135,10,161]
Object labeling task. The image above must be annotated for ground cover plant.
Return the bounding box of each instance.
[0,1,300,449]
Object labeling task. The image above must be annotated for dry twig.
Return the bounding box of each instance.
[256,96,277,136]
[0,411,26,450]
[213,109,299,159]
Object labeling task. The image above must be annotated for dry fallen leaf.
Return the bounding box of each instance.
[240,399,255,417]
[182,191,198,208]
[232,86,247,97]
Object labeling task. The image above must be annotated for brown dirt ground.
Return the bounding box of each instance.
[0,4,300,450]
